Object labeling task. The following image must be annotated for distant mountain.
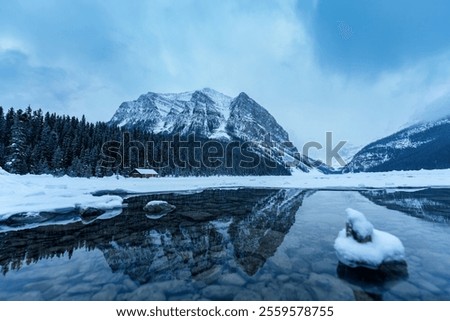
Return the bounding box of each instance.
[110,88,328,173]
[345,116,450,172]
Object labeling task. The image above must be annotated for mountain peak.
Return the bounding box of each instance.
[199,87,222,95]
[236,92,250,100]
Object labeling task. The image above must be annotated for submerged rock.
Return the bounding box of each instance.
[337,261,408,285]
[179,211,215,221]
[303,272,354,300]
[80,207,106,221]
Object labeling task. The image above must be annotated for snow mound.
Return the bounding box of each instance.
[346,208,374,242]
[334,208,405,268]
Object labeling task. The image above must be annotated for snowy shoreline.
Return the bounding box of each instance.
[1,167,450,220]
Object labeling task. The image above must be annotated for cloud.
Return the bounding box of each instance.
[309,0,450,74]
[0,1,135,118]
[0,48,75,110]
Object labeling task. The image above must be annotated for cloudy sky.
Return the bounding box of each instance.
[1,0,450,159]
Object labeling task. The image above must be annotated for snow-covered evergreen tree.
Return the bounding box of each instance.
[52,146,65,176]
[5,111,28,174]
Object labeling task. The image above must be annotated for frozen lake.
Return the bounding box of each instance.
[0,188,449,300]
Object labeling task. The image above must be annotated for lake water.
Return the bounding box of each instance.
[0,188,449,300]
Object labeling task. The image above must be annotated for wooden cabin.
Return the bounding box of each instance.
[130,168,159,178]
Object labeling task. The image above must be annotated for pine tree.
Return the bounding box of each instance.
[52,146,65,176]
[5,110,28,174]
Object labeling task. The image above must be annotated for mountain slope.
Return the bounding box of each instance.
[109,88,324,173]
[345,117,450,172]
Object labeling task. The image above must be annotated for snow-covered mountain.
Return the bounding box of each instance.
[110,88,325,172]
[110,88,229,139]
[110,88,288,142]
[345,116,450,172]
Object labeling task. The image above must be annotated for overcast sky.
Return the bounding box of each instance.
[1,0,450,158]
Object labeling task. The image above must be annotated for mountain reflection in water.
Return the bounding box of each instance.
[360,188,450,223]
[0,188,306,281]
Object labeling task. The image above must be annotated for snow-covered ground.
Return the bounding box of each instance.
[1,166,450,220]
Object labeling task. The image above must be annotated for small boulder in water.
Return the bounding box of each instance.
[334,208,405,269]
[143,200,176,218]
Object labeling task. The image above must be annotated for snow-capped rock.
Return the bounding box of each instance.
[345,208,373,243]
[109,88,323,172]
[345,116,450,172]
[334,208,405,269]
[143,200,176,216]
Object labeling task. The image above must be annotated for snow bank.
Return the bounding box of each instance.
[0,169,123,226]
[334,208,405,268]
[0,186,123,220]
[1,167,450,230]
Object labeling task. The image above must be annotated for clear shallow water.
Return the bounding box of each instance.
[0,188,450,300]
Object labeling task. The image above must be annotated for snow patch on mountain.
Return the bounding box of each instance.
[380,138,434,150]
